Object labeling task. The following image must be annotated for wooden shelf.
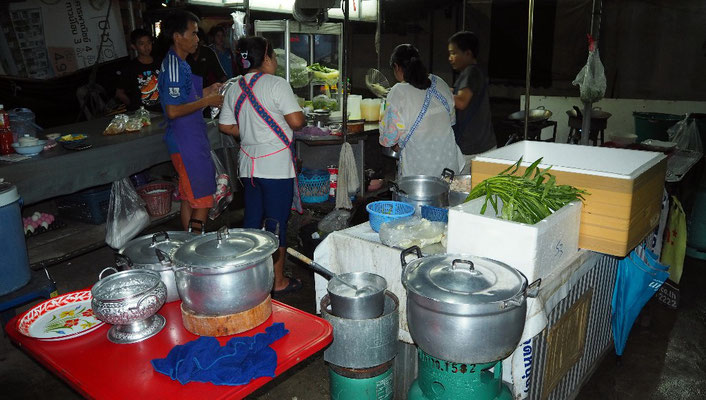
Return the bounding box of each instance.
[27,202,181,270]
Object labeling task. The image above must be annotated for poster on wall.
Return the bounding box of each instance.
[6,0,127,78]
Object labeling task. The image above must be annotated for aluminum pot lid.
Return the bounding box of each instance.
[119,231,196,266]
[172,227,278,270]
[402,254,526,305]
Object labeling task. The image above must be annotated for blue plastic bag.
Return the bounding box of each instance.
[611,245,669,356]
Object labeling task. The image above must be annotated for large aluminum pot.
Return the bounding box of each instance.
[117,230,198,303]
[391,169,453,215]
[171,225,278,316]
[400,246,541,364]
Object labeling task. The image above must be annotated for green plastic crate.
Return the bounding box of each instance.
[633,112,682,142]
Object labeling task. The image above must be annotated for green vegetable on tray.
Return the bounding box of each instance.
[467,157,589,224]
[307,63,339,84]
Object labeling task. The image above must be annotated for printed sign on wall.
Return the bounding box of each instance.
[7,0,127,78]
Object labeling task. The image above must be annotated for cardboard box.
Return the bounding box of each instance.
[471,142,667,257]
[447,198,581,282]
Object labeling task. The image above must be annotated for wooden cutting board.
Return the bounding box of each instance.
[180,296,272,336]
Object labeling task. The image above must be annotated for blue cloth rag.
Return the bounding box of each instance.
[151,323,289,385]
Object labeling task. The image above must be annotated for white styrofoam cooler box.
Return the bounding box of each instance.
[447,198,582,282]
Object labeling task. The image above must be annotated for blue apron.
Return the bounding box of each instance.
[169,74,216,199]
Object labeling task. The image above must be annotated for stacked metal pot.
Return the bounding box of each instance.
[391,168,455,215]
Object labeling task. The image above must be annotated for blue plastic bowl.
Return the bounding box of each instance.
[57,134,87,146]
[12,141,46,156]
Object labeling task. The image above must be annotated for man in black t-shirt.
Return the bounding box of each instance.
[448,31,496,173]
[115,29,161,112]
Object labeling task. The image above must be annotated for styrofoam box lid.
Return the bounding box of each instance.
[474,142,667,180]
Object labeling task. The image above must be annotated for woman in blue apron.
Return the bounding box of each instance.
[379,44,464,178]
[218,37,306,296]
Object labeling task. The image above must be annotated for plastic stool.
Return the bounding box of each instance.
[0,269,57,333]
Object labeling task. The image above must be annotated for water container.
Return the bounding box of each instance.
[9,108,40,142]
[0,181,31,295]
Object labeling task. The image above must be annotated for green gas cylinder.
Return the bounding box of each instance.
[408,349,513,400]
[328,363,394,400]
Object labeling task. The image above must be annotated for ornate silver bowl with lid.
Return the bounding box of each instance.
[91,268,167,344]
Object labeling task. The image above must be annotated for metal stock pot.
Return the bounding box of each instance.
[117,231,197,303]
[170,225,278,316]
[391,169,454,215]
[400,246,541,364]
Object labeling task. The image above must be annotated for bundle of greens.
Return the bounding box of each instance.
[274,49,310,88]
[308,63,339,84]
[467,157,588,224]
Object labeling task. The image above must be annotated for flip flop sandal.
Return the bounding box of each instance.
[272,277,303,296]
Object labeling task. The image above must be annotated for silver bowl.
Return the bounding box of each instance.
[91,268,167,344]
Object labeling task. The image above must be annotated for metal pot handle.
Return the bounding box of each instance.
[389,181,407,195]
[441,168,455,181]
[188,219,206,235]
[151,231,170,245]
[98,267,118,280]
[526,279,542,298]
[452,259,474,271]
[262,218,280,241]
[537,105,546,110]
[114,253,132,269]
[130,294,158,313]
[155,248,172,265]
[216,225,229,244]
[502,278,542,309]
[400,245,422,267]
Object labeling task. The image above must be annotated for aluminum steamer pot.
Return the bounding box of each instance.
[391,169,453,215]
[400,246,541,364]
[171,225,278,316]
[117,230,198,302]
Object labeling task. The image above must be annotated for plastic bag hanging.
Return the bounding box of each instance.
[668,114,703,154]
[209,151,233,220]
[572,35,607,104]
[211,76,241,120]
[611,244,669,356]
[105,178,150,249]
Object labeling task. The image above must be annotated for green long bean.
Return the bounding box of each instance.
[466,157,589,224]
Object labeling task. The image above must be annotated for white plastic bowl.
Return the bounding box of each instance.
[12,140,47,156]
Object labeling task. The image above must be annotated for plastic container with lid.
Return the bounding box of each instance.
[0,181,32,295]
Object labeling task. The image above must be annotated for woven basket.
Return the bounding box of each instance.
[137,182,175,217]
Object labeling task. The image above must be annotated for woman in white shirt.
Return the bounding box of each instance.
[379,44,464,178]
[219,37,305,295]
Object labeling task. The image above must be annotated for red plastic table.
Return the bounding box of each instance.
[6,300,332,399]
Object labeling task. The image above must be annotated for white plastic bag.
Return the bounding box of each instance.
[105,178,150,249]
[209,151,233,220]
[379,216,446,249]
[572,37,606,104]
[211,76,241,120]
[668,114,703,154]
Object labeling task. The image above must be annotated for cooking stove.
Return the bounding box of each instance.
[408,348,512,400]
